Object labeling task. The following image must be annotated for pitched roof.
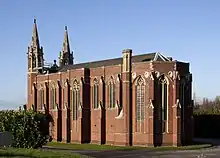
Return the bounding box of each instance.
[58,52,171,72]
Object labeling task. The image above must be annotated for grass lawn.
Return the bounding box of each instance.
[0,148,86,158]
[46,142,213,151]
[0,143,213,158]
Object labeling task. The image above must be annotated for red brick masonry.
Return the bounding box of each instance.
[27,49,193,147]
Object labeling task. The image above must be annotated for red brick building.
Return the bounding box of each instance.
[27,19,194,146]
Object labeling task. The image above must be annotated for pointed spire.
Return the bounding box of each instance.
[28,18,44,73]
[31,17,40,49]
[62,26,70,54]
[59,26,74,67]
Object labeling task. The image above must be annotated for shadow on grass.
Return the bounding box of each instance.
[45,141,214,152]
[193,138,220,147]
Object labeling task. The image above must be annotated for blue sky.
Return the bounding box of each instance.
[0,0,219,105]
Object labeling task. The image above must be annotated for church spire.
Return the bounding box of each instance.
[59,26,73,67]
[27,18,44,73]
[31,18,40,49]
[62,26,70,54]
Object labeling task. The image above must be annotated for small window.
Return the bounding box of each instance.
[40,89,44,110]
[50,87,57,109]
[72,81,80,120]
[93,79,99,109]
[109,80,115,108]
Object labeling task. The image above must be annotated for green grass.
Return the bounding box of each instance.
[0,143,213,158]
[0,148,87,158]
[46,142,213,151]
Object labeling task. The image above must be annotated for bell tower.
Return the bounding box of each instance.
[27,18,44,73]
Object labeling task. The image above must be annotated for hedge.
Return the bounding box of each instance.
[0,109,52,148]
[194,114,220,138]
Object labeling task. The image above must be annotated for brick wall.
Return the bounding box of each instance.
[27,57,193,146]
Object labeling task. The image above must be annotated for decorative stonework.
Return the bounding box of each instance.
[150,72,154,80]
[168,71,180,81]
[148,99,154,109]
[44,82,48,88]
[32,85,35,91]
[172,99,181,108]
[132,72,136,79]
[168,71,173,78]
[90,76,95,81]
[144,71,149,78]
[122,49,131,72]
[70,78,76,85]
[116,74,121,82]
[50,81,56,89]
[108,76,115,84]
[173,71,180,80]
[64,103,68,110]
[115,108,124,119]
[155,71,160,78]
[64,80,68,87]
[38,83,44,90]
[98,101,103,109]
[55,103,58,110]
[56,81,60,88]
[100,78,103,83]
[80,77,84,85]
[78,102,83,110]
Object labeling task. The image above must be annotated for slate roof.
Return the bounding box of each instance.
[58,52,171,72]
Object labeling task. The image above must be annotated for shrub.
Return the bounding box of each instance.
[0,109,51,148]
[194,114,220,138]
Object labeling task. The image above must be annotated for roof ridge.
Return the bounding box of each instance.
[73,52,157,66]
[58,52,157,72]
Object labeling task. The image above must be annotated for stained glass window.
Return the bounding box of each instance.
[159,75,168,133]
[136,77,145,121]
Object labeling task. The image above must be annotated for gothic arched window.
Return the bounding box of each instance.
[159,75,168,133]
[40,88,44,110]
[109,77,115,108]
[32,84,37,110]
[136,77,145,121]
[72,80,80,120]
[93,79,99,109]
[50,84,57,109]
